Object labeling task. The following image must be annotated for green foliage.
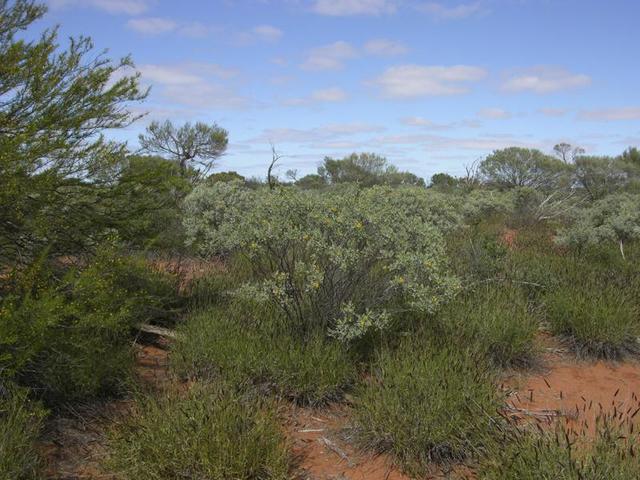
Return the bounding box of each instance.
[317,152,425,187]
[354,339,501,475]
[173,304,355,405]
[0,0,146,265]
[295,173,327,190]
[440,285,538,369]
[184,183,459,341]
[573,156,639,200]
[1,244,180,403]
[0,383,46,480]
[107,383,289,480]
[479,147,568,190]
[556,193,640,258]
[113,155,192,250]
[206,170,246,184]
[479,414,640,479]
[545,282,639,359]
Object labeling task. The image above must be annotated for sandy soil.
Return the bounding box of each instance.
[504,350,640,436]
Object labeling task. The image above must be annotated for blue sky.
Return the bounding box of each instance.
[41,0,640,180]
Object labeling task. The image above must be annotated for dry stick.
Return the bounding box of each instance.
[318,436,355,468]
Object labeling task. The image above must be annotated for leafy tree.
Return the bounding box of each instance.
[479,147,568,190]
[138,120,228,180]
[621,146,640,166]
[572,156,634,200]
[317,152,424,187]
[206,170,246,184]
[0,0,146,265]
[430,172,458,190]
[295,173,327,190]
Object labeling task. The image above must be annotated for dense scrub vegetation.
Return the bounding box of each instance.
[2,1,640,478]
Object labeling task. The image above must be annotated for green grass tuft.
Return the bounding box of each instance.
[354,339,502,476]
[107,383,289,480]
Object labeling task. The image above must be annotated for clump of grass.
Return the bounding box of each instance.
[172,303,355,406]
[353,339,502,476]
[545,283,639,360]
[478,412,640,479]
[107,383,289,480]
[0,384,46,480]
[441,284,539,369]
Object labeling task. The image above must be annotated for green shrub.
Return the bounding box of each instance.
[173,304,355,405]
[545,283,639,359]
[1,244,180,403]
[441,285,538,369]
[0,384,46,480]
[479,414,640,479]
[183,183,459,341]
[107,383,289,480]
[354,340,501,476]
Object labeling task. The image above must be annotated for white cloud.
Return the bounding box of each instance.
[48,0,150,15]
[400,116,482,129]
[250,122,384,144]
[538,107,567,117]
[502,67,591,94]
[579,107,640,121]
[371,64,487,98]
[364,39,408,56]
[416,2,483,19]
[139,63,249,110]
[311,87,348,102]
[282,87,348,106]
[252,25,284,42]
[312,0,397,16]
[301,41,358,71]
[127,17,176,35]
[477,107,511,119]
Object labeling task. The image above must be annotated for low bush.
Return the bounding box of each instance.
[441,285,538,369]
[354,339,501,476]
[0,383,46,480]
[545,282,639,359]
[172,304,355,405]
[183,183,459,342]
[1,243,181,404]
[107,383,289,480]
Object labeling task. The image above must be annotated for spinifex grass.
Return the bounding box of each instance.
[479,406,640,479]
[354,339,502,476]
[172,302,355,406]
[107,383,289,480]
[439,284,539,369]
[545,282,640,360]
[0,384,46,480]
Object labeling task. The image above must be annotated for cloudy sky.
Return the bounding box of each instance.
[42,0,640,179]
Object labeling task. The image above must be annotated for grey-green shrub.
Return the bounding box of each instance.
[183,183,460,341]
[556,193,640,259]
[107,383,289,480]
[354,340,501,476]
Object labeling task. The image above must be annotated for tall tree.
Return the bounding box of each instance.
[479,147,568,190]
[0,0,146,265]
[138,120,228,180]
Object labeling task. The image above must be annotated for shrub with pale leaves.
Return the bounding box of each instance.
[183,183,459,341]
